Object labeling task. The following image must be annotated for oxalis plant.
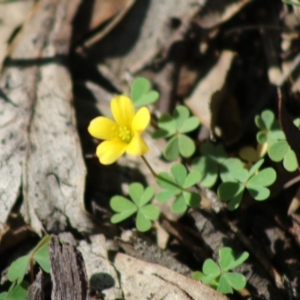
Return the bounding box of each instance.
[0,236,51,300]
[87,77,280,229]
[192,247,249,294]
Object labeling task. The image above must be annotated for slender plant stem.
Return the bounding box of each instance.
[141,155,157,178]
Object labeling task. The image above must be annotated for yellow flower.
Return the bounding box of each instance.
[88,95,150,165]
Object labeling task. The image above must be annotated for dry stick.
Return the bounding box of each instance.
[76,0,135,51]
[223,215,284,290]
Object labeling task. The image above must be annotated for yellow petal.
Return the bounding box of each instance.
[88,117,117,140]
[111,95,135,127]
[96,140,126,165]
[132,107,150,132]
[126,134,149,156]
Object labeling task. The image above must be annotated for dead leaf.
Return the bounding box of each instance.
[0,0,93,234]
[114,252,228,300]
[185,50,242,144]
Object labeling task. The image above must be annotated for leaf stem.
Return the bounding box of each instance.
[141,155,157,178]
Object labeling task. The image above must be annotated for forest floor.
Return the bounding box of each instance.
[1,0,300,299]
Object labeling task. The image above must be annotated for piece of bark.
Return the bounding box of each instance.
[78,234,123,300]
[49,236,88,300]
[113,252,228,300]
[27,269,45,300]
[0,0,93,234]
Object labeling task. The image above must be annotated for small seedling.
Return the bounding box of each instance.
[0,235,51,300]
[110,182,160,232]
[156,163,201,213]
[131,77,159,107]
[192,143,228,187]
[255,110,298,172]
[192,247,249,294]
[152,105,200,161]
[218,159,276,210]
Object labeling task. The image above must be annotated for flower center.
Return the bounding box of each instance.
[118,126,133,143]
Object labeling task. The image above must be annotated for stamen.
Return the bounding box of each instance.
[118,126,133,143]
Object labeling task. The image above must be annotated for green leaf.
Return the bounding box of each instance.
[227,190,244,210]
[136,211,152,232]
[183,170,201,188]
[255,115,265,130]
[218,182,244,201]
[164,135,180,161]
[247,185,270,201]
[139,186,155,207]
[192,156,218,188]
[33,244,50,273]
[157,114,176,136]
[110,196,137,213]
[220,273,247,292]
[183,191,201,207]
[268,141,288,162]
[178,134,195,158]
[217,274,233,294]
[140,204,160,220]
[7,255,29,284]
[220,158,244,182]
[171,163,187,186]
[247,159,264,179]
[152,128,169,139]
[179,116,200,133]
[131,77,150,103]
[156,172,180,191]
[247,168,276,187]
[261,110,274,129]
[174,105,189,129]
[256,131,267,144]
[203,259,220,276]
[172,194,187,213]
[283,148,298,172]
[192,271,204,281]
[111,210,137,223]
[134,91,159,107]
[218,247,235,271]
[129,183,144,206]
[6,282,29,300]
[156,190,179,202]
[0,292,8,300]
